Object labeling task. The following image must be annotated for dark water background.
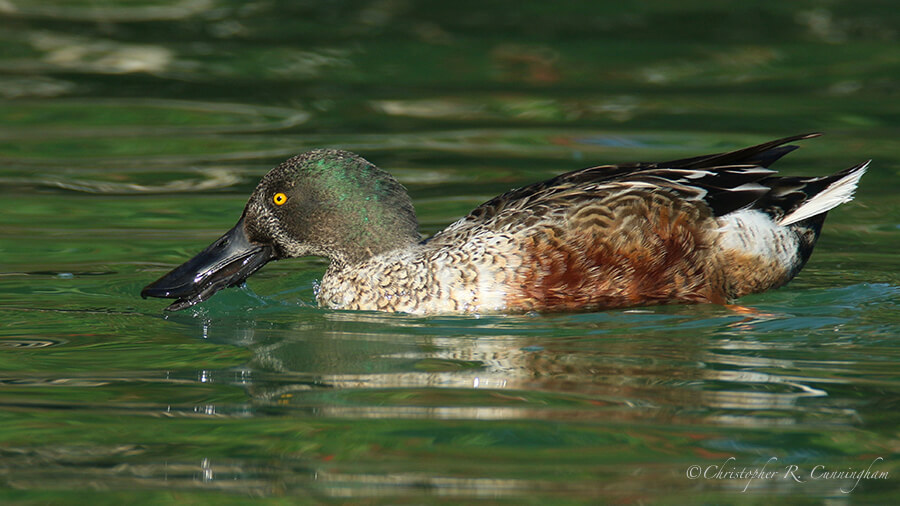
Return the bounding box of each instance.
[1,1,898,503]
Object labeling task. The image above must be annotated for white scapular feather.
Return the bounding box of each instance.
[778,161,869,226]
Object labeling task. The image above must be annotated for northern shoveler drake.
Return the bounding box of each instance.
[142,133,867,314]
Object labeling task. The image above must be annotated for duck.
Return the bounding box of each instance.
[142,133,867,314]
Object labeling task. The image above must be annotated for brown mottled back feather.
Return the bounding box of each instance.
[431,134,821,245]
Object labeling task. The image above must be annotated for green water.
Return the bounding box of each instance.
[1,1,899,504]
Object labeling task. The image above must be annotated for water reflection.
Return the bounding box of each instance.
[29,31,173,74]
[173,309,863,428]
[0,296,892,500]
[14,311,874,498]
[3,0,216,22]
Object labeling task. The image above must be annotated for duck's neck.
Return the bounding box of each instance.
[308,165,421,268]
[327,218,421,268]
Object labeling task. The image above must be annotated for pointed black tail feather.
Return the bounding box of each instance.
[660,133,821,170]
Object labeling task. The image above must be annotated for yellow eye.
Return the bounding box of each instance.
[273,192,287,206]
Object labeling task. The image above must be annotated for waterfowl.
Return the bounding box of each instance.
[142,133,867,314]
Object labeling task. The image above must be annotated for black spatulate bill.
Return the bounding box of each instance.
[141,216,275,311]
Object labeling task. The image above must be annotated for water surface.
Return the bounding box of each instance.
[1,1,899,503]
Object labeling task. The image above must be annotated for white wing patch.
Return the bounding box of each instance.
[778,162,868,226]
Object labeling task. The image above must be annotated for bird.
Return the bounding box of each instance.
[142,133,867,315]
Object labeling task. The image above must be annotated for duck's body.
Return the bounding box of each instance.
[143,133,867,315]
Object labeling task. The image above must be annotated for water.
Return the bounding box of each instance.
[2,1,899,503]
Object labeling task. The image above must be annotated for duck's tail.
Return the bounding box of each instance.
[716,160,868,299]
[777,161,869,226]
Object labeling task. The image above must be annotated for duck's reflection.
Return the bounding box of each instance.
[130,309,864,498]
[0,309,871,500]
[187,309,859,428]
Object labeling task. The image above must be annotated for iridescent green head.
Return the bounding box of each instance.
[244,149,421,266]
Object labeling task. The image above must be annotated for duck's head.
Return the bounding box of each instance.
[141,149,420,311]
